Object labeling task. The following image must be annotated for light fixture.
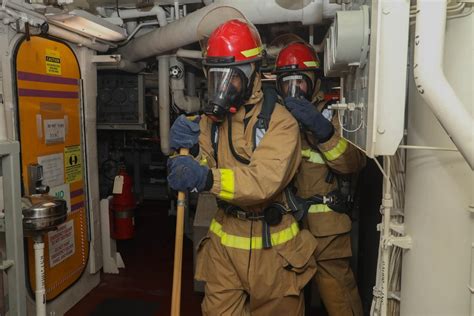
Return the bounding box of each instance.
[46,9,127,42]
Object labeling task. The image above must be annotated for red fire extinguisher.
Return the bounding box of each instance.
[110,168,135,240]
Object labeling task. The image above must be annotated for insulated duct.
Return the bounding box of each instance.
[414,0,474,169]
[119,0,328,62]
[205,0,324,25]
[158,56,171,155]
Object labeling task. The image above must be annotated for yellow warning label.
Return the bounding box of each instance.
[64,145,82,184]
[45,48,62,75]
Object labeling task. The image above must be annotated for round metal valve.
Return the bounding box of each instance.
[22,195,68,234]
[169,65,184,79]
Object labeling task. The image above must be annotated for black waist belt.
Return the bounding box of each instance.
[222,204,264,221]
[218,201,290,249]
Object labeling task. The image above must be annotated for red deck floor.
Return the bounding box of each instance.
[65,201,203,316]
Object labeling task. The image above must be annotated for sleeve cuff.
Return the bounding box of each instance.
[318,133,349,161]
[203,169,214,191]
[210,168,221,196]
[210,168,235,201]
[318,131,340,152]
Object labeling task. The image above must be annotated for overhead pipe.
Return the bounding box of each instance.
[158,56,171,155]
[201,0,340,22]
[170,56,200,113]
[0,100,7,141]
[118,21,159,45]
[119,0,326,62]
[176,49,202,59]
[414,0,474,169]
[109,5,168,27]
[203,0,327,24]
[322,0,342,19]
[265,43,323,58]
[186,70,197,97]
[97,59,146,73]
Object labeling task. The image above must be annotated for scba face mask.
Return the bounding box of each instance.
[204,64,253,123]
[277,73,314,100]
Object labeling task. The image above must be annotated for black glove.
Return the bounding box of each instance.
[284,97,334,142]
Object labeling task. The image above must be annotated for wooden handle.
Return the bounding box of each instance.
[170,148,189,316]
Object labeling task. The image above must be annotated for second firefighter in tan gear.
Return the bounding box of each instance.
[275,41,366,316]
[168,20,317,315]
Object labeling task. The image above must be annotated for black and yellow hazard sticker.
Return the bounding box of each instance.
[45,48,62,75]
[64,145,82,183]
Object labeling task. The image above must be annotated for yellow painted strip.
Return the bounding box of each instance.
[240,46,263,58]
[219,169,235,200]
[209,219,299,250]
[303,61,320,68]
[308,204,333,213]
[322,138,348,161]
[301,149,325,165]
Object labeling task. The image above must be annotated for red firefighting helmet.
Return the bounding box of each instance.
[203,19,263,66]
[274,42,321,73]
[202,19,263,122]
[274,42,321,100]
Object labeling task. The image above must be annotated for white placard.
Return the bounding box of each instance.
[44,119,65,144]
[37,153,64,188]
[112,175,124,194]
[48,220,75,267]
[49,183,71,213]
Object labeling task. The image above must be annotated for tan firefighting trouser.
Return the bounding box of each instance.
[195,209,317,316]
[309,212,363,316]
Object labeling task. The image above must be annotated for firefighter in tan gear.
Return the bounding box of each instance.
[274,42,366,316]
[167,20,317,315]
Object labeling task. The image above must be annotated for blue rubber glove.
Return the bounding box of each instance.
[169,115,200,151]
[284,97,334,142]
[167,156,211,192]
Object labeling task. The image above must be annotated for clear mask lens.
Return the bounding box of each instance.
[277,72,315,100]
[204,66,249,121]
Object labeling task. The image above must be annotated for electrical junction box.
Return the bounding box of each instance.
[324,1,410,157]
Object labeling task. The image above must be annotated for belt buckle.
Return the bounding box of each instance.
[236,210,247,220]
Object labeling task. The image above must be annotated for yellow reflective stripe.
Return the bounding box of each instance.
[308,204,333,213]
[303,61,320,68]
[209,219,300,250]
[322,138,348,161]
[301,149,325,165]
[199,158,208,166]
[219,169,234,200]
[240,46,263,58]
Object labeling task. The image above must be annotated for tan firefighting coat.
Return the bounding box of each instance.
[295,94,366,239]
[293,90,366,316]
[194,74,317,316]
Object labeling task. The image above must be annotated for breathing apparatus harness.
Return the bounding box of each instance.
[211,85,306,248]
[295,99,354,215]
